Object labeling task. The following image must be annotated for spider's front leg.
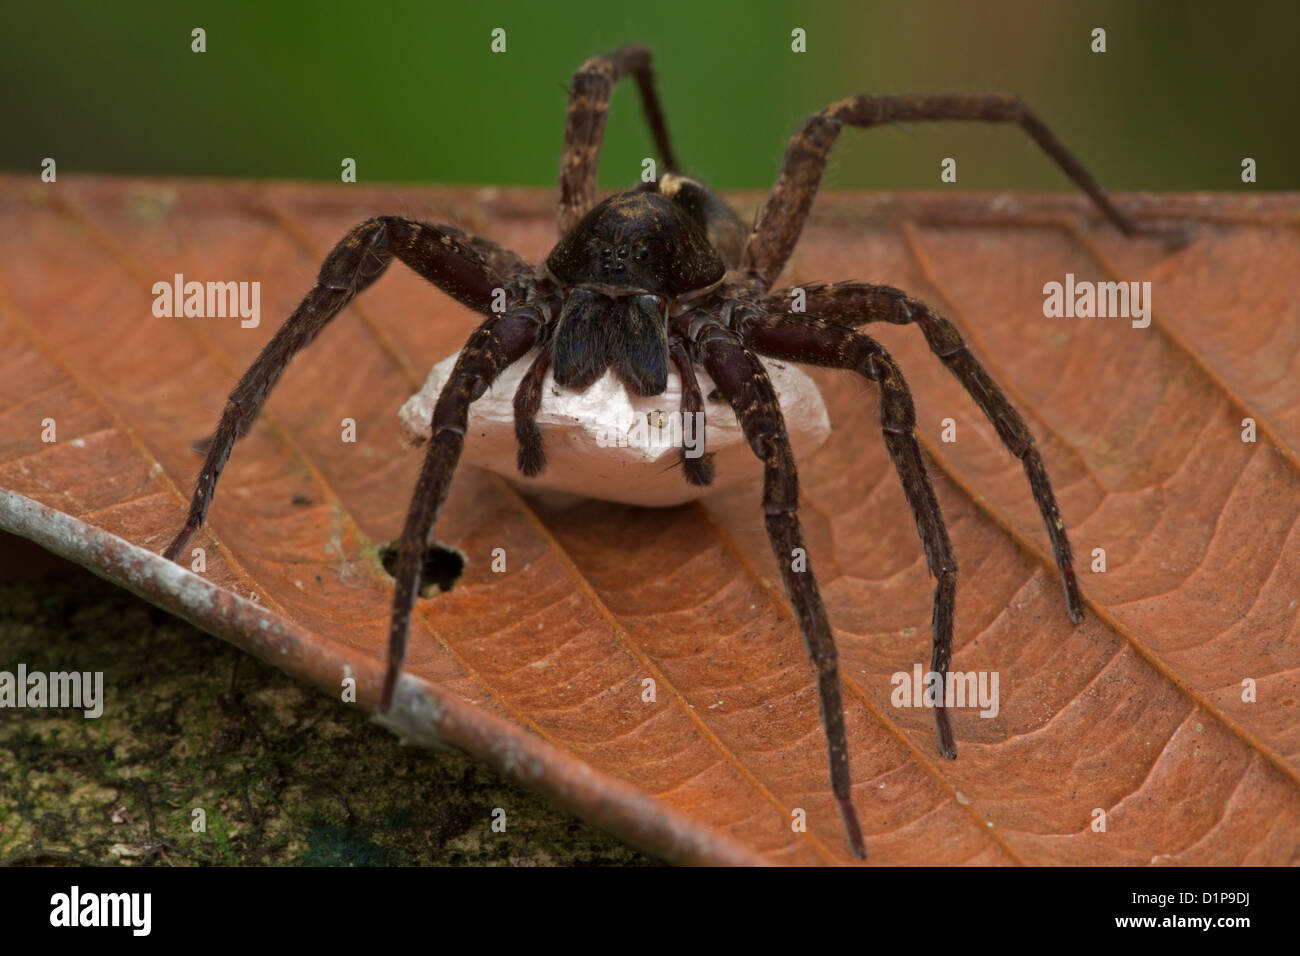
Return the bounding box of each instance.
[686,317,867,858]
[744,93,1190,288]
[162,216,502,562]
[759,283,1084,622]
[385,309,541,709]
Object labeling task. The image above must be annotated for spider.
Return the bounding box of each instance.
[162,45,1184,859]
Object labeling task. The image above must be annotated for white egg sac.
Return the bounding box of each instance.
[399,348,832,508]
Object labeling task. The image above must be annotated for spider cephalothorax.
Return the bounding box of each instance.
[162,45,1183,859]
[544,190,724,396]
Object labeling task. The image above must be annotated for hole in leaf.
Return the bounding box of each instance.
[378,541,466,598]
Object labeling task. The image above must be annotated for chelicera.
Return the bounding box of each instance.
[163,45,1183,858]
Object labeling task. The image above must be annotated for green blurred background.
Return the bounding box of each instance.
[3,0,1295,192]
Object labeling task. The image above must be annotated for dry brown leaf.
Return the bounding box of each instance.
[0,176,1296,865]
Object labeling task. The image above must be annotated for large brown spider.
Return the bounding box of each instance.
[162,45,1182,858]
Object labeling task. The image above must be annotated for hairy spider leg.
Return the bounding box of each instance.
[438,222,530,282]
[740,311,964,759]
[759,282,1084,623]
[161,216,506,561]
[558,44,679,235]
[688,317,868,858]
[385,311,542,709]
[743,93,1188,289]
